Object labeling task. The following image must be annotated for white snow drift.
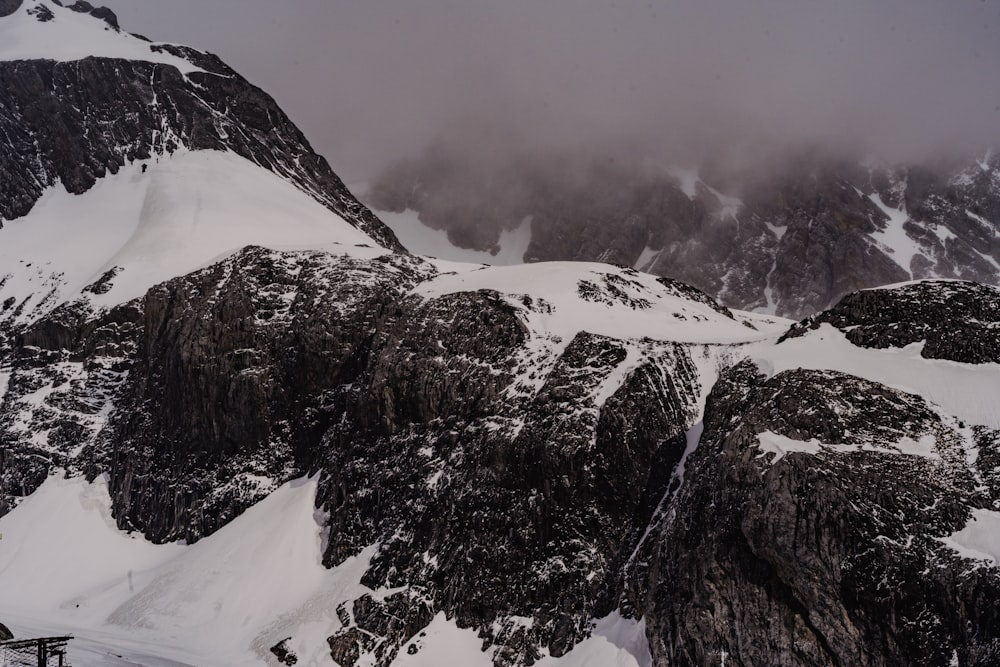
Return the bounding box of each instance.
[0,150,386,325]
[0,0,202,74]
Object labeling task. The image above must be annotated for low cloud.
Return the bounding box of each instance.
[109,0,1000,178]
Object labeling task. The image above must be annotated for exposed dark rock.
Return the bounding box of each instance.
[0,298,142,515]
[0,0,22,18]
[1,8,999,667]
[26,3,52,21]
[0,51,400,250]
[783,280,1000,363]
[0,621,12,640]
[102,247,432,543]
[270,638,298,665]
[634,361,1000,666]
[66,1,118,29]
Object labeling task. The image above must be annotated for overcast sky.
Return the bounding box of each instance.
[107,0,1000,180]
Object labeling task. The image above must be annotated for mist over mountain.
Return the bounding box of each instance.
[106,0,1000,181]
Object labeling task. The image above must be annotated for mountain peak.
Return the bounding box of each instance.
[0,0,201,72]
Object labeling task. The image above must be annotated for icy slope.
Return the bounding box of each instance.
[0,149,385,326]
[0,475,370,666]
[0,0,200,72]
[0,474,656,667]
[412,261,785,345]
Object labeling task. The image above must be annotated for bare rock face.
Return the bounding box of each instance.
[317,283,707,665]
[2,9,1000,667]
[0,50,400,250]
[783,280,1000,363]
[634,361,1000,666]
[0,0,23,17]
[0,298,141,515]
[101,247,433,542]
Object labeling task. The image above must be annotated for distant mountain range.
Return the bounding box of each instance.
[368,145,1000,318]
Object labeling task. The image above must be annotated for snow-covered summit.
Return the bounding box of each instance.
[0,0,201,72]
[0,150,388,326]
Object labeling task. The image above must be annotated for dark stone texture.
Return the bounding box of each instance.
[101,247,432,543]
[270,638,298,665]
[0,54,401,250]
[634,361,1000,667]
[0,0,22,17]
[783,280,1000,363]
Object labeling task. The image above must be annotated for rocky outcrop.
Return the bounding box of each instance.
[0,38,400,249]
[0,0,22,17]
[101,247,432,542]
[317,284,707,665]
[783,280,1000,363]
[634,361,1000,666]
[0,298,141,515]
[2,7,999,666]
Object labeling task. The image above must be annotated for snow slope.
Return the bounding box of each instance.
[413,261,785,346]
[0,475,658,667]
[0,475,378,667]
[376,208,533,265]
[750,324,1000,429]
[0,149,385,325]
[0,0,201,73]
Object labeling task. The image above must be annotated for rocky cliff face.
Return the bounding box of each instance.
[0,3,399,250]
[635,360,1000,666]
[5,229,1000,667]
[783,279,1000,363]
[367,147,1000,318]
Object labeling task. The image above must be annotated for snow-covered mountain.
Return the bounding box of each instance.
[367,146,1000,318]
[1,3,1000,667]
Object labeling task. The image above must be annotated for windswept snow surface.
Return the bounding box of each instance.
[0,149,384,324]
[392,612,651,667]
[868,193,925,276]
[754,431,940,464]
[413,262,785,345]
[0,474,659,667]
[377,208,533,265]
[535,614,653,667]
[0,475,378,666]
[0,0,202,73]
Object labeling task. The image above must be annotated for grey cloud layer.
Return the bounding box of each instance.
[108,0,1000,178]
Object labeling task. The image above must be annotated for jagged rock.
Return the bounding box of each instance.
[1,7,999,667]
[783,280,1000,363]
[269,638,298,665]
[635,361,1000,666]
[102,247,432,543]
[0,52,400,250]
[316,280,706,664]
